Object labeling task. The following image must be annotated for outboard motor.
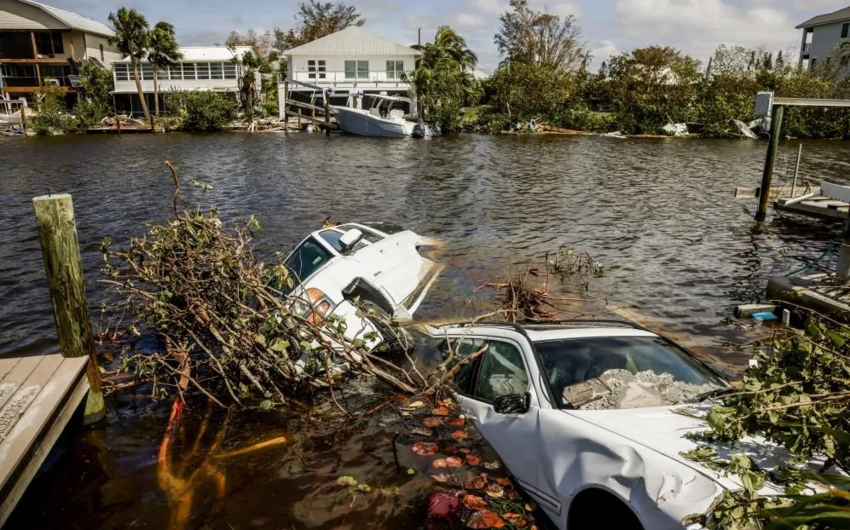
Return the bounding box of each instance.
[412,123,431,139]
[430,124,442,137]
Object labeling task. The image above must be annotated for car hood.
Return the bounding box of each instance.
[563,404,793,494]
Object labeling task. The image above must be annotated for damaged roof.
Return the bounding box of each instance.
[797,6,850,29]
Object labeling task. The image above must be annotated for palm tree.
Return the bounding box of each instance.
[108,8,151,125]
[413,26,478,73]
[148,22,182,117]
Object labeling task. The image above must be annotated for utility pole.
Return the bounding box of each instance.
[418,27,421,47]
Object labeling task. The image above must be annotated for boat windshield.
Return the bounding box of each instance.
[283,237,332,292]
[535,336,728,410]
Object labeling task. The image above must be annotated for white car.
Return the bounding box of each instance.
[428,320,760,530]
[283,222,442,352]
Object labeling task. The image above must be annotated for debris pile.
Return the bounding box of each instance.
[571,369,718,410]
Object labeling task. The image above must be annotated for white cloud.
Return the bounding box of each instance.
[589,39,619,68]
[455,12,489,29]
[469,0,508,15]
[615,0,800,60]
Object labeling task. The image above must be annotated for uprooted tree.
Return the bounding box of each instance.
[682,309,850,529]
[100,163,459,409]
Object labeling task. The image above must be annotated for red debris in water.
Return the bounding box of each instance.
[427,491,460,519]
[413,442,439,456]
[466,509,506,528]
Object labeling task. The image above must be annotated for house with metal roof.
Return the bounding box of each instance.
[797,6,850,74]
[0,0,120,101]
[111,45,252,116]
[278,26,419,119]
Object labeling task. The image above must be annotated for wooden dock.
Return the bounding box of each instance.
[775,196,850,221]
[0,352,89,526]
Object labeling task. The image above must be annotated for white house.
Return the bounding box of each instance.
[278,26,419,118]
[797,6,850,74]
[111,45,252,116]
[0,0,120,101]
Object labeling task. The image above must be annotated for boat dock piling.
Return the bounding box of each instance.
[280,78,338,132]
[0,194,105,526]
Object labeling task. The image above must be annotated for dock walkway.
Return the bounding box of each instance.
[0,352,89,526]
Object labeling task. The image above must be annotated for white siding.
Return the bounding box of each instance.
[286,54,414,91]
[803,21,850,75]
[85,33,120,69]
[0,0,67,30]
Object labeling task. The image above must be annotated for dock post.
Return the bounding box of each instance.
[755,105,785,221]
[32,194,106,425]
[791,144,802,198]
[20,103,26,134]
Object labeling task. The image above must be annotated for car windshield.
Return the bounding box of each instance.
[319,227,383,253]
[283,237,331,292]
[535,336,728,410]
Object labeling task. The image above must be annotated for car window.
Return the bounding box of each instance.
[438,338,487,395]
[284,237,331,288]
[535,336,727,410]
[319,229,346,252]
[474,341,528,403]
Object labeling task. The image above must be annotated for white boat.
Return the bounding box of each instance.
[333,95,417,138]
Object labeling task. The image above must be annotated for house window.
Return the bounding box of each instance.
[168,65,181,80]
[386,60,405,79]
[114,63,130,81]
[197,63,210,80]
[140,63,153,80]
[210,62,223,79]
[307,59,327,80]
[811,58,818,68]
[843,23,849,39]
[182,63,196,80]
[345,60,369,80]
[35,32,64,56]
[223,63,237,79]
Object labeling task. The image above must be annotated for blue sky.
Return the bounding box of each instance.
[47,0,850,71]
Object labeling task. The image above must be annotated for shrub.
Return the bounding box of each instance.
[165,91,236,131]
[32,88,79,135]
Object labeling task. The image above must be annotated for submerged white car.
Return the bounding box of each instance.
[283,222,442,352]
[429,320,752,530]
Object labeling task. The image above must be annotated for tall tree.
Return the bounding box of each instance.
[226,29,275,61]
[495,0,586,71]
[409,26,480,127]
[108,7,151,125]
[273,0,364,53]
[147,21,182,117]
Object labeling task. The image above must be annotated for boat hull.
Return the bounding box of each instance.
[333,107,414,138]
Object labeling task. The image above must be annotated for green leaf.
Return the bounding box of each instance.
[254,334,267,347]
[337,476,358,487]
[357,484,371,493]
[407,468,416,475]
[270,339,289,353]
[260,399,273,411]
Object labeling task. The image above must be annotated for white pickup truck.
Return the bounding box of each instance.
[283,222,442,352]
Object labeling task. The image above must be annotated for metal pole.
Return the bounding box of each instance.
[756,105,785,221]
[791,144,802,198]
[32,194,106,424]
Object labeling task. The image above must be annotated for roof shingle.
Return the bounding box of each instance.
[284,27,418,56]
[797,6,850,29]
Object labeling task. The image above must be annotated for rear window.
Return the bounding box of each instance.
[535,336,727,410]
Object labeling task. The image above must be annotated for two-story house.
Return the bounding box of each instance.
[0,0,120,103]
[278,26,419,119]
[797,6,850,74]
[111,45,252,116]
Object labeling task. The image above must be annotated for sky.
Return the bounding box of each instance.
[45,0,850,72]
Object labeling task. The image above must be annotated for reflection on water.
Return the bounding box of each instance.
[2,132,849,528]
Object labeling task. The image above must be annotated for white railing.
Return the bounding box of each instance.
[803,43,812,53]
[279,71,410,88]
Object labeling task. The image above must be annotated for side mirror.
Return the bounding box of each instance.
[339,229,364,255]
[493,393,530,415]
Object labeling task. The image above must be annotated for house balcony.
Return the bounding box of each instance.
[803,43,812,53]
[280,71,411,92]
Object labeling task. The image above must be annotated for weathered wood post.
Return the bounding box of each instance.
[20,103,26,134]
[324,89,331,126]
[32,194,105,424]
[791,144,802,198]
[755,104,785,221]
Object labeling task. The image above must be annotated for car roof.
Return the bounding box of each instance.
[525,327,658,342]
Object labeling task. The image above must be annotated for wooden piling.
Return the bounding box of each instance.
[32,194,105,424]
[324,90,331,127]
[20,104,26,134]
[756,105,785,221]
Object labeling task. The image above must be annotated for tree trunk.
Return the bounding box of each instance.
[131,57,152,128]
[153,69,160,117]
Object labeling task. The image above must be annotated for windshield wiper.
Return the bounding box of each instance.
[694,387,736,403]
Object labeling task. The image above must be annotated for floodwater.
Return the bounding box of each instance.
[1,132,849,529]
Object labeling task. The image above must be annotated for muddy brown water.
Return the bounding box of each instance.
[1,132,849,529]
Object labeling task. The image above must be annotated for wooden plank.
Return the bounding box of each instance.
[0,353,64,442]
[283,109,337,128]
[0,356,88,527]
[0,356,43,412]
[821,181,850,203]
[774,97,850,108]
[0,357,24,383]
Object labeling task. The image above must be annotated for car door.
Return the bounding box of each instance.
[447,334,542,492]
